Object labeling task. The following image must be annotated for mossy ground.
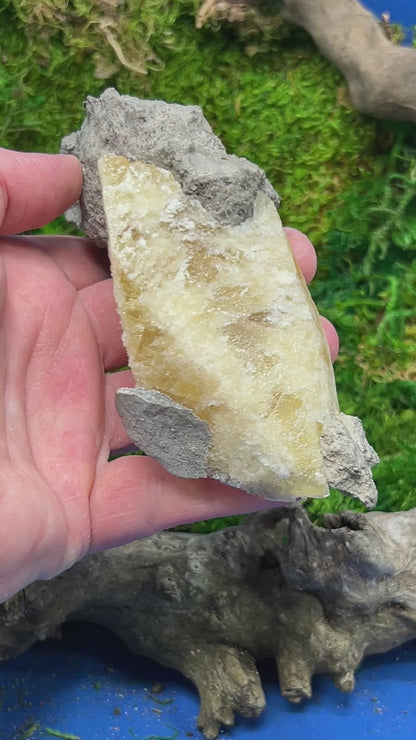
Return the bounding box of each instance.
[2,1,416,529]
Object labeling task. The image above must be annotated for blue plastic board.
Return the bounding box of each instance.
[2,623,416,740]
[363,0,415,42]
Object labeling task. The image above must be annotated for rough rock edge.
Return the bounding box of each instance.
[321,412,379,508]
[60,88,280,246]
[115,387,211,478]
[2,506,416,738]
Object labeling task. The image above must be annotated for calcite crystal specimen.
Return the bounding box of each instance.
[62,90,378,504]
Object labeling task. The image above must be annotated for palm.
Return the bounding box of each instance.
[0,236,130,599]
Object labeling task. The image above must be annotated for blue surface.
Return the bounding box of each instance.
[362,0,415,42]
[1,2,415,739]
[2,624,416,740]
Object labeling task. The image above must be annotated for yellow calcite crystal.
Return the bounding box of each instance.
[98,154,347,501]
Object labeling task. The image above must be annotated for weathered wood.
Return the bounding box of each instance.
[197,0,416,123]
[2,506,416,738]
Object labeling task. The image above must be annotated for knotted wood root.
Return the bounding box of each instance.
[2,506,416,738]
[197,0,416,123]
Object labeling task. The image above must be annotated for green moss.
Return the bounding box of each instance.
[2,1,416,525]
[2,2,379,246]
[43,729,81,740]
[307,130,416,518]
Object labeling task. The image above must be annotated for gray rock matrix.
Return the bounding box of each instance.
[116,388,211,479]
[61,87,280,246]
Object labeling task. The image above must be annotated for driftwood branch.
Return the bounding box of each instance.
[2,506,416,738]
[197,0,416,123]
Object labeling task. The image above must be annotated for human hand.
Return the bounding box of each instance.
[0,149,338,602]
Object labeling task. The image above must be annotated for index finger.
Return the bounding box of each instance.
[0,148,82,235]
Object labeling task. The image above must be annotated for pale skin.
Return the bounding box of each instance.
[0,149,339,603]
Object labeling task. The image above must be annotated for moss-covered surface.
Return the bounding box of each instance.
[2,1,416,528]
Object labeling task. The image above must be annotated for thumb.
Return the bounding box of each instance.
[0,149,83,235]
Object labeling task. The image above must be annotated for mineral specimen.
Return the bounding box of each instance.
[62,89,378,504]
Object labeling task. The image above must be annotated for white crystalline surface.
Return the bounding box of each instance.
[99,155,375,503]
